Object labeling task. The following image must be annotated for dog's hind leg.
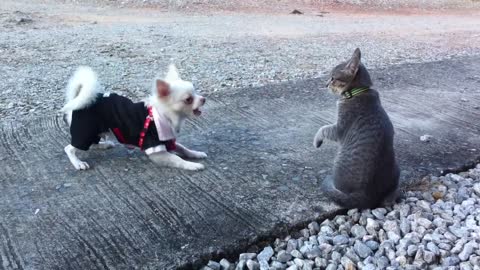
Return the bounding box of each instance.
[64,111,73,126]
[64,144,90,170]
[91,133,115,150]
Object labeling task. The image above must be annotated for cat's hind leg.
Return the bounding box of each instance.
[379,163,402,206]
[381,188,403,207]
[321,175,375,209]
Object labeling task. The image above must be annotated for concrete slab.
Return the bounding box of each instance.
[1,57,479,269]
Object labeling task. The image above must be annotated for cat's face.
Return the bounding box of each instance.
[326,48,361,95]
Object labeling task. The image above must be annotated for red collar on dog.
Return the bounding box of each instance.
[138,106,154,150]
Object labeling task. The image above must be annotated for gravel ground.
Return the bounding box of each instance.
[203,164,480,270]
[1,0,480,122]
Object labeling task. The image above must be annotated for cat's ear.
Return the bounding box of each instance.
[344,48,361,75]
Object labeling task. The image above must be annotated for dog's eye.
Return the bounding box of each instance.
[185,96,193,105]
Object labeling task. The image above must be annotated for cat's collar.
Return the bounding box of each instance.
[342,87,369,99]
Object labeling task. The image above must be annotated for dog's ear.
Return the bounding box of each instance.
[165,64,180,81]
[344,48,361,75]
[156,80,170,98]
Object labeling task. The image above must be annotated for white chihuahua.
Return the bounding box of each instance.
[62,65,207,171]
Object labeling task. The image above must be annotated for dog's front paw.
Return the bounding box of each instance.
[189,151,208,159]
[73,160,90,170]
[183,162,205,171]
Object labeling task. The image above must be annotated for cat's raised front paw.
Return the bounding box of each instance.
[314,139,323,148]
[313,131,324,148]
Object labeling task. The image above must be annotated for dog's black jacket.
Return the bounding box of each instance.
[70,93,169,151]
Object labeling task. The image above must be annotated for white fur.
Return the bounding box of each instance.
[175,142,208,159]
[145,64,207,170]
[165,64,180,81]
[64,144,90,170]
[61,66,100,112]
[63,65,207,171]
[91,136,115,149]
[148,151,205,171]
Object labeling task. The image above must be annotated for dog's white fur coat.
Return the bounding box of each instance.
[63,65,207,171]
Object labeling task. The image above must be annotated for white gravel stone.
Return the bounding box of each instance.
[286,265,297,270]
[416,217,432,229]
[353,240,372,259]
[270,261,285,270]
[340,256,356,270]
[240,253,257,261]
[314,257,327,268]
[220,259,235,270]
[208,261,221,270]
[407,245,418,256]
[459,241,477,261]
[304,246,322,259]
[325,264,337,270]
[308,221,320,235]
[331,251,342,261]
[257,246,274,263]
[246,259,260,270]
[365,218,379,235]
[420,135,433,142]
[286,239,297,253]
[460,262,473,270]
[426,242,440,256]
[333,235,350,245]
[372,208,387,220]
[276,250,292,263]
[236,260,246,270]
[290,250,303,259]
[473,183,480,196]
[442,256,460,267]
[351,225,367,239]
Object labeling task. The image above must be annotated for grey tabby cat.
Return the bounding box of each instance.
[313,48,400,209]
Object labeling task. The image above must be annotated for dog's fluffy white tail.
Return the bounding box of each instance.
[61,66,100,112]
